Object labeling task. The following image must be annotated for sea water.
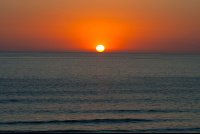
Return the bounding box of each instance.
[0,52,200,133]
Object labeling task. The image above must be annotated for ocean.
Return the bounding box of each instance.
[0,52,200,133]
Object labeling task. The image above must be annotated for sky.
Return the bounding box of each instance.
[0,0,200,53]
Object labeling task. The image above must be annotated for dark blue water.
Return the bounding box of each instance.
[0,52,200,133]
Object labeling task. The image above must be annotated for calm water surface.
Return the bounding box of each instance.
[0,52,200,133]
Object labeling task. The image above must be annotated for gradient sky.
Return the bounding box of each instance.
[0,0,200,53]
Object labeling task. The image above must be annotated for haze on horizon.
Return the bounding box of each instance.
[0,0,200,53]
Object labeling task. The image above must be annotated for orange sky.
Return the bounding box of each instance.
[0,0,200,53]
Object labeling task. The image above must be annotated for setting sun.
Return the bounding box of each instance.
[96,45,105,52]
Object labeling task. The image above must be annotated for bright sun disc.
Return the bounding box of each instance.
[96,45,105,52]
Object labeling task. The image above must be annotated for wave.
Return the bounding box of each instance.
[81,109,191,113]
[1,127,200,133]
[0,118,152,125]
[0,108,194,115]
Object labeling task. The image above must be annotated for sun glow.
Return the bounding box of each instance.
[96,45,105,52]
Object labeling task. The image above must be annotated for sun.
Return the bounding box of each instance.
[96,45,105,52]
